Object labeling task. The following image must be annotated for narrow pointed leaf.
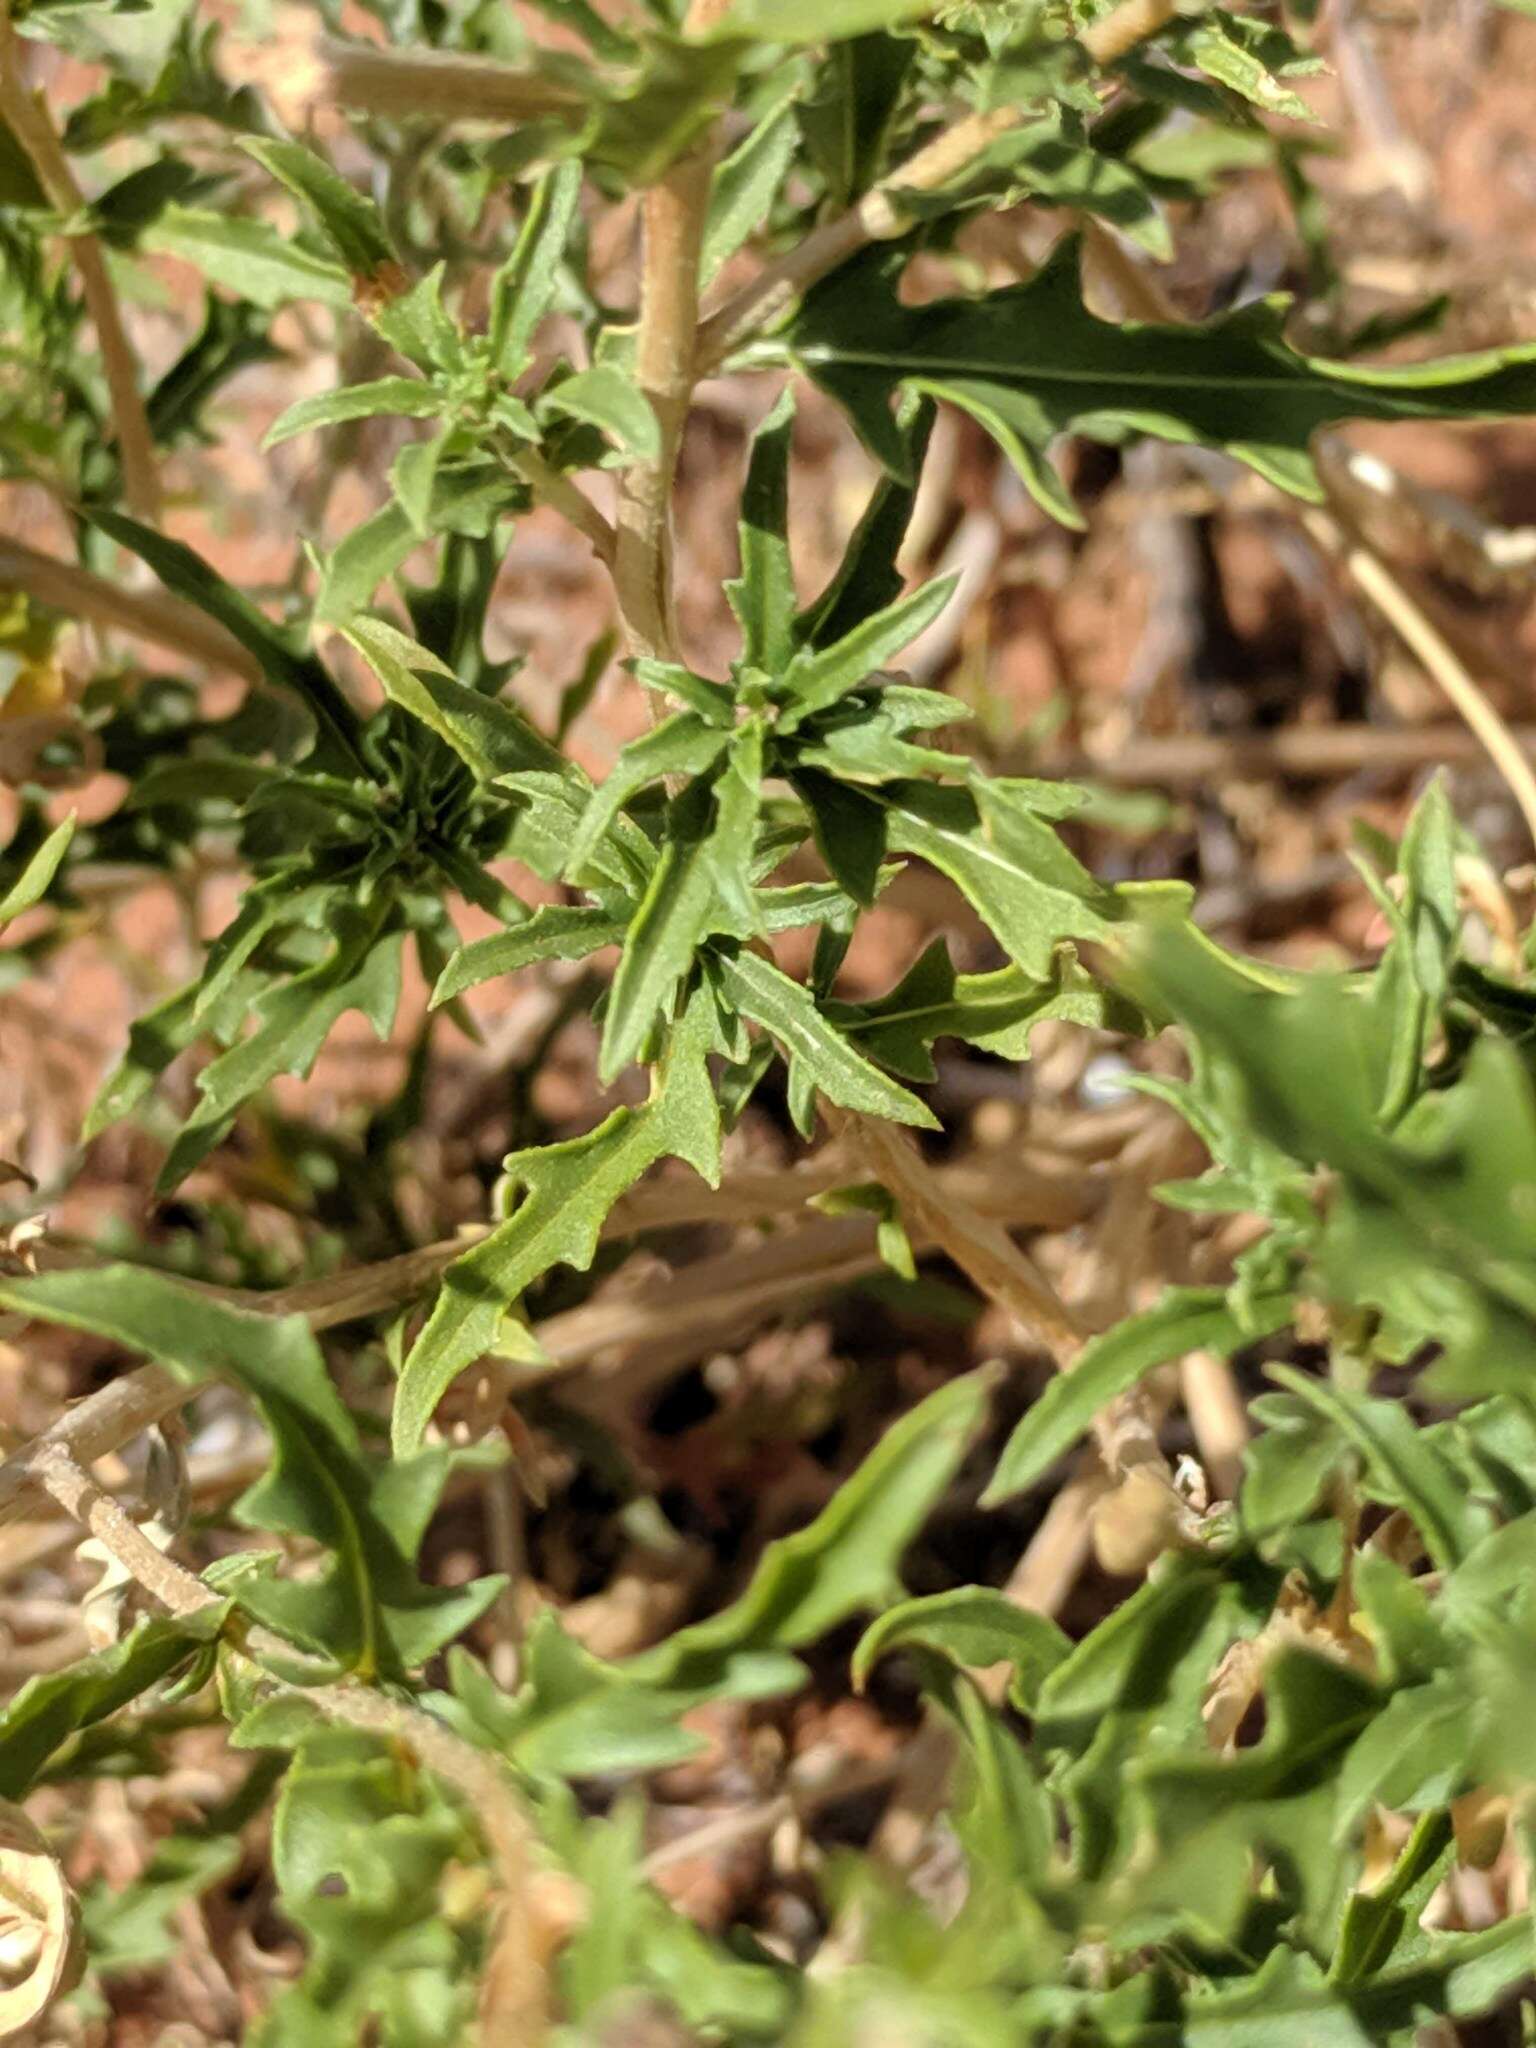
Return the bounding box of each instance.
[562,714,729,882]
[92,513,365,774]
[727,385,797,672]
[263,378,443,449]
[984,1287,1295,1505]
[795,397,934,648]
[880,778,1119,979]
[490,160,583,373]
[1267,1368,1482,1572]
[393,994,721,1454]
[854,1588,1071,1710]
[600,777,719,1080]
[776,573,956,731]
[791,236,1536,519]
[0,1615,228,1800]
[629,1367,998,1686]
[0,814,74,925]
[718,947,938,1128]
[539,367,660,461]
[141,207,351,309]
[433,905,625,1008]
[702,90,801,282]
[239,137,396,281]
[340,615,565,781]
[0,1267,497,1676]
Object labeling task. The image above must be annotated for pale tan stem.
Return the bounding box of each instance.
[32,1443,213,1619]
[0,15,159,524]
[836,1110,1085,1363]
[643,1796,794,1880]
[0,1364,187,1528]
[696,107,1023,375]
[35,1450,519,1820]
[0,1151,1097,1530]
[1002,1457,1109,1616]
[838,1110,1199,1585]
[0,535,259,680]
[35,1437,551,2043]
[1051,722,1536,789]
[304,1685,552,2045]
[1180,1349,1250,1502]
[1303,506,1536,853]
[1084,219,1536,853]
[613,146,716,662]
[1081,214,1174,323]
[694,0,1180,379]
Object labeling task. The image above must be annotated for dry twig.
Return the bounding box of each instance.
[0,1149,1099,1530]
[1084,221,1536,851]
[32,1440,555,2044]
[0,536,259,681]
[1303,505,1536,852]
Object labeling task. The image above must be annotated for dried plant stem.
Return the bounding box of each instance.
[838,1111,1084,1362]
[693,0,1177,375]
[0,13,159,524]
[613,146,716,661]
[0,535,259,680]
[1303,506,1536,853]
[35,1439,551,2042]
[1053,721,1536,788]
[32,1444,211,1620]
[306,1686,552,2045]
[1180,1349,1249,1502]
[1002,1455,1109,1616]
[0,1151,1099,1531]
[0,1364,188,1530]
[643,1796,795,1880]
[206,1149,1091,1331]
[1085,219,1536,853]
[838,1110,1200,1597]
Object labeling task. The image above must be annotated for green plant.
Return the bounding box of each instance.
[2,0,1536,2040]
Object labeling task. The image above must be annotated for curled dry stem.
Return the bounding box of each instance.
[33,1441,555,2044]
